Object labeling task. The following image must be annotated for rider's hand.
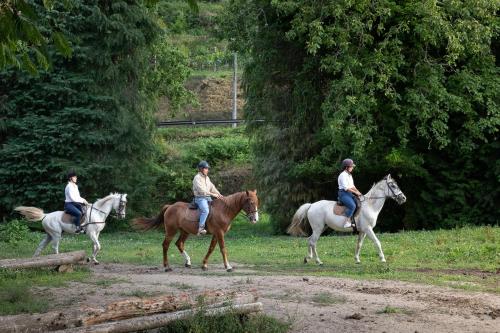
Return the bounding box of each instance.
[215,193,223,199]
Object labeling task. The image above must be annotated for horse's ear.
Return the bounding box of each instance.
[246,190,249,196]
[253,189,257,194]
[123,194,127,198]
[387,174,392,179]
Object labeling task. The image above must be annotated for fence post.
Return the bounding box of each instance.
[232,52,238,128]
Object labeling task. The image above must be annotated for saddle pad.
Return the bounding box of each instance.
[61,213,74,224]
[62,212,86,224]
[333,204,347,216]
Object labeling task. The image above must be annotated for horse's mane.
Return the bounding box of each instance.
[94,193,119,205]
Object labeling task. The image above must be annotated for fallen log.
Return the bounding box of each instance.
[0,291,257,333]
[53,302,263,333]
[0,251,86,270]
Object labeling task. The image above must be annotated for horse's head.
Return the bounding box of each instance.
[382,174,406,205]
[242,190,259,224]
[112,193,128,219]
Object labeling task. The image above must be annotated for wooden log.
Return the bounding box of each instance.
[53,302,263,333]
[0,251,86,269]
[0,291,257,333]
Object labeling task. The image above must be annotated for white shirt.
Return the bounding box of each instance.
[338,170,355,190]
[193,172,221,197]
[65,182,85,203]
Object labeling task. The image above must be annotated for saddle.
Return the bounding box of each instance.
[184,200,213,222]
[333,196,362,219]
[62,206,87,225]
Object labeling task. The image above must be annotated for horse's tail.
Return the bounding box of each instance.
[287,203,312,237]
[14,206,45,222]
[132,204,169,231]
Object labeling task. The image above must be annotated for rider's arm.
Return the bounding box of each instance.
[208,179,222,198]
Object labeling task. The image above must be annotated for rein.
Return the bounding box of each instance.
[361,179,400,202]
[83,195,126,226]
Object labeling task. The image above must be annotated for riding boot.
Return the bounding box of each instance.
[342,217,352,228]
[197,227,207,235]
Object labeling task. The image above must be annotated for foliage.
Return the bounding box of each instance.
[222,0,500,232]
[159,310,289,333]
[0,219,33,243]
[0,0,192,220]
[141,127,251,212]
[0,0,72,74]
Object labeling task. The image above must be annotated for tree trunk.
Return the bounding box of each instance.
[53,302,263,333]
[0,291,257,333]
[0,251,86,269]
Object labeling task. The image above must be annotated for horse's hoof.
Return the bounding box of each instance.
[318,263,324,266]
[202,266,208,271]
[94,262,100,265]
[185,263,191,268]
[165,267,173,272]
[303,257,308,264]
[86,257,90,263]
[227,268,233,273]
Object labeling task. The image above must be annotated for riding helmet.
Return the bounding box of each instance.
[198,161,210,169]
[67,170,77,179]
[342,158,356,169]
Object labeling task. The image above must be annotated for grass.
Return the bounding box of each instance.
[0,217,498,293]
[0,267,90,315]
[377,305,412,315]
[159,310,289,333]
[310,292,347,306]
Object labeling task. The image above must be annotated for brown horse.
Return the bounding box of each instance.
[133,190,259,272]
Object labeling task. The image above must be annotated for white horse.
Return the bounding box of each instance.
[287,174,406,264]
[15,193,127,264]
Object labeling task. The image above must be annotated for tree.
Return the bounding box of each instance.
[223,0,499,232]
[0,0,192,219]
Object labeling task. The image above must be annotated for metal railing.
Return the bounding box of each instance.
[157,119,265,127]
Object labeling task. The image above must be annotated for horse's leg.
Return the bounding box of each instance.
[216,232,232,272]
[175,231,191,268]
[309,229,324,265]
[354,232,367,263]
[51,233,61,254]
[34,234,51,257]
[202,235,218,271]
[163,226,176,272]
[365,228,386,262]
[88,231,101,264]
[304,239,314,264]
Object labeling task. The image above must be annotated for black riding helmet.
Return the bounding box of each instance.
[67,170,77,180]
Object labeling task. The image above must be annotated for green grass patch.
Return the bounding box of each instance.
[377,305,412,315]
[0,267,90,315]
[310,292,347,306]
[0,220,498,293]
[159,311,289,333]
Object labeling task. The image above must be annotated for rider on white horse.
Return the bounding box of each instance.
[64,171,88,233]
[338,159,363,228]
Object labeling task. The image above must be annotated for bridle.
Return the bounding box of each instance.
[242,199,258,220]
[361,178,402,202]
[85,194,127,225]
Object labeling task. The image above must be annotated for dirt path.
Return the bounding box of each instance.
[43,263,499,333]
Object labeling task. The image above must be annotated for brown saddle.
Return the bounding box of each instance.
[333,196,362,219]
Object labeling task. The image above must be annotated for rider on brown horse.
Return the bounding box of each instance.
[192,161,223,235]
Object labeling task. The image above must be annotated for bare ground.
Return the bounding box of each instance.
[39,263,499,333]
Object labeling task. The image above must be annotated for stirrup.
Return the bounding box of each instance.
[197,228,207,236]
